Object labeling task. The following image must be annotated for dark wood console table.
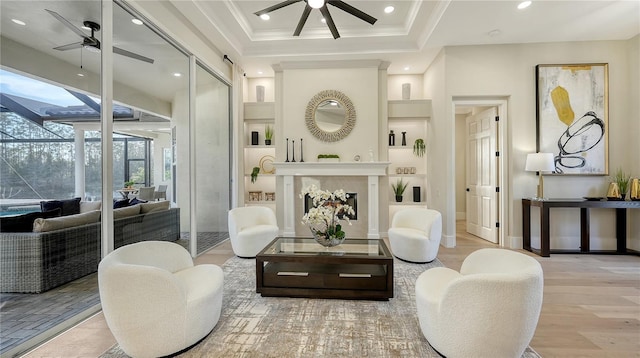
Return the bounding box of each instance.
[522,198,640,257]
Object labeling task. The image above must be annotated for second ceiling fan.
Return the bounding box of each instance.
[254,0,377,39]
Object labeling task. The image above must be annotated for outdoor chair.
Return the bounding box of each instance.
[136,186,155,201]
[154,185,167,201]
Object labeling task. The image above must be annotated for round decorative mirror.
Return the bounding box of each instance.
[305,90,356,142]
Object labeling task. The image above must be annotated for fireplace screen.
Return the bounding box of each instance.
[303,192,357,220]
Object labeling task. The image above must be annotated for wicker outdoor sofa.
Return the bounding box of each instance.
[0,207,180,293]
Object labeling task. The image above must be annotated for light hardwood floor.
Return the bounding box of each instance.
[23,223,640,357]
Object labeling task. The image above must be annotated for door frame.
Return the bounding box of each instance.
[452,97,509,248]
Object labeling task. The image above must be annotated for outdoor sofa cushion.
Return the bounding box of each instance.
[113,205,141,219]
[80,200,102,213]
[33,210,101,233]
[0,208,61,232]
[140,200,170,214]
[40,197,81,216]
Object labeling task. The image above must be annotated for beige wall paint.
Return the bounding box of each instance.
[454,113,467,219]
[425,39,639,250]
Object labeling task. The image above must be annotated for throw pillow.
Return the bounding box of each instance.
[128,198,147,206]
[113,205,141,219]
[0,208,62,232]
[40,197,81,216]
[113,199,130,209]
[33,210,101,233]
[139,200,170,214]
[80,200,102,213]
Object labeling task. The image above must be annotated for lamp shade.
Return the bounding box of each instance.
[525,153,555,172]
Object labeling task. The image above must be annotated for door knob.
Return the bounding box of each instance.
[466,188,470,192]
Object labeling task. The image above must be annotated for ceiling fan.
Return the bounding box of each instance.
[254,0,377,39]
[45,9,154,64]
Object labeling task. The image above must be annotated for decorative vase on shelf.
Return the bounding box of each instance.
[256,85,265,102]
[251,131,259,146]
[401,132,407,146]
[402,83,411,100]
[389,130,395,146]
[395,195,403,203]
[630,178,640,201]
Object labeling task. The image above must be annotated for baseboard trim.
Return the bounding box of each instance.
[442,234,456,248]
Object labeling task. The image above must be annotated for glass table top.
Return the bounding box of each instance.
[260,237,390,257]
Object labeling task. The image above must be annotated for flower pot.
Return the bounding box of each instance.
[310,228,345,247]
[265,139,271,145]
[395,195,403,202]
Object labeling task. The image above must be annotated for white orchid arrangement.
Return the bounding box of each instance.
[300,185,355,240]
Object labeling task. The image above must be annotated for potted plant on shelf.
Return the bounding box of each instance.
[392,178,408,202]
[264,124,273,145]
[614,168,630,200]
[413,139,425,157]
[250,167,260,183]
[124,180,135,189]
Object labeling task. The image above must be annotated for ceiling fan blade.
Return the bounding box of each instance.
[293,5,312,36]
[113,46,155,64]
[328,1,377,25]
[53,42,83,51]
[319,6,340,39]
[254,0,302,16]
[45,9,88,38]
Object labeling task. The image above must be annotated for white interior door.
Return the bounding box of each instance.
[465,107,498,243]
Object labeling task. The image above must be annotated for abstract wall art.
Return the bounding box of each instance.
[536,63,609,175]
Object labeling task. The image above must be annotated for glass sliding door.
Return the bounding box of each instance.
[195,62,231,254]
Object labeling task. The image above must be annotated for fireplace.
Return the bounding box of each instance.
[273,161,390,239]
[304,192,358,220]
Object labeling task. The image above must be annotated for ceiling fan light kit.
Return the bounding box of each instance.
[254,0,377,39]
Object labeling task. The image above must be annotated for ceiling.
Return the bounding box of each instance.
[0,0,638,101]
[172,0,640,77]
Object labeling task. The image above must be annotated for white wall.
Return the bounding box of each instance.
[454,113,467,220]
[279,67,381,162]
[425,39,639,250]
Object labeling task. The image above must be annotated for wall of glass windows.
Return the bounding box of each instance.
[0,1,232,355]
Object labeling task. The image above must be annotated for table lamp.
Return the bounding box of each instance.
[525,153,555,200]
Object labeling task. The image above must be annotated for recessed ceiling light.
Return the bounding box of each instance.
[384,6,395,14]
[517,1,532,10]
[404,66,410,71]
[258,71,263,75]
[260,14,270,20]
[173,73,182,77]
[131,19,143,25]
[77,73,85,77]
[308,0,324,9]
[11,19,26,26]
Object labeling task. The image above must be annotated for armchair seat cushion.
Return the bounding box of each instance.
[228,206,279,258]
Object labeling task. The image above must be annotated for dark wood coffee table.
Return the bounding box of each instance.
[256,237,393,300]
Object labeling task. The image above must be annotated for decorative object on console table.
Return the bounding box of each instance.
[525,152,555,200]
[256,85,265,102]
[264,124,273,145]
[402,83,411,100]
[413,186,421,203]
[389,130,395,146]
[392,178,408,203]
[251,131,259,146]
[612,168,630,200]
[606,183,621,200]
[300,138,304,162]
[535,63,609,175]
[300,185,355,248]
[413,139,425,157]
[630,178,640,201]
[401,131,407,146]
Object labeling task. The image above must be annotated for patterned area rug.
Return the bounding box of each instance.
[101,257,541,358]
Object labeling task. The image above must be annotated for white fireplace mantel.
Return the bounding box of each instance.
[273,161,391,239]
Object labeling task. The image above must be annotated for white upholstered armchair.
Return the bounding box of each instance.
[415,248,544,358]
[98,241,224,358]
[228,206,279,258]
[388,208,442,263]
